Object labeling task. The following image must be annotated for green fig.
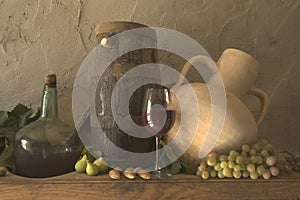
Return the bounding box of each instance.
[75,154,88,173]
[86,161,100,176]
[93,157,109,173]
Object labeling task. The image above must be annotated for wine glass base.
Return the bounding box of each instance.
[151,169,172,179]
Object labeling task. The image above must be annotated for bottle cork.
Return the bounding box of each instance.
[44,74,57,86]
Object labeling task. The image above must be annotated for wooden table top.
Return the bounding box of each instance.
[1,172,299,200]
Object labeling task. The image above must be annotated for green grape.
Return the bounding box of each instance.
[207,151,218,158]
[260,149,269,157]
[246,163,256,172]
[206,166,213,172]
[228,161,235,169]
[241,144,250,153]
[220,161,228,169]
[233,164,241,172]
[256,165,266,176]
[269,166,280,176]
[222,167,233,178]
[240,152,248,158]
[262,169,271,180]
[264,144,274,154]
[214,163,222,171]
[256,152,262,157]
[257,138,268,148]
[252,143,261,151]
[240,163,246,171]
[207,156,217,166]
[219,155,227,162]
[227,155,236,162]
[250,156,258,164]
[210,170,217,178]
[266,156,277,166]
[198,164,206,172]
[250,171,259,180]
[235,155,244,164]
[243,157,250,164]
[217,171,225,178]
[233,170,242,179]
[242,171,250,178]
[256,156,264,165]
[229,150,239,157]
[201,171,210,179]
[249,149,257,156]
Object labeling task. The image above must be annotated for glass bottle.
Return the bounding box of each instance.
[14,74,82,178]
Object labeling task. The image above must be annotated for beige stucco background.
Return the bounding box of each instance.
[0,0,299,155]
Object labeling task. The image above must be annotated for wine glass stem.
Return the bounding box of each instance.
[155,136,161,173]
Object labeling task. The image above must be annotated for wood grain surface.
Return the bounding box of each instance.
[0,172,299,200]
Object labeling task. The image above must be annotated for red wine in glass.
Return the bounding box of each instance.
[141,109,176,137]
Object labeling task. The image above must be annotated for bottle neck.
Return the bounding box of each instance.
[41,85,58,119]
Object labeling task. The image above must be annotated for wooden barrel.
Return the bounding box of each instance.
[94,21,159,167]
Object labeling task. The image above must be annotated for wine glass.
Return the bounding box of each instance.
[142,87,176,178]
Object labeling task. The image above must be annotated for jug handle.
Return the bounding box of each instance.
[247,86,269,127]
[173,55,217,89]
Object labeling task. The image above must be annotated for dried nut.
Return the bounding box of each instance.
[133,167,143,173]
[114,167,122,172]
[124,168,136,180]
[132,167,151,180]
[109,169,121,180]
[138,172,151,180]
[125,167,135,173]
[0,167,7,176]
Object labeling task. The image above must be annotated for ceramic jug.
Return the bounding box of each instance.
[164,49,269,174]
[215,49,268,125]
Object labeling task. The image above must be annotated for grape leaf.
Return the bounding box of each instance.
[160,140,188,174]
[0,127,16,143]
[6,104,35,128]
[0,111,8,128]
[179,159,188,173]
[0,143,14,169]
[0,138,4,145]
[0,104,40,168]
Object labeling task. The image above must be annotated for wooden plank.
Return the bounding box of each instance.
[0,172,299,200]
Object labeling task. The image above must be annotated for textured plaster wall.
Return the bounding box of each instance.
[0,0,299,155]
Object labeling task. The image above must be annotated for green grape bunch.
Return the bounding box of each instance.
[196,139,297,180]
